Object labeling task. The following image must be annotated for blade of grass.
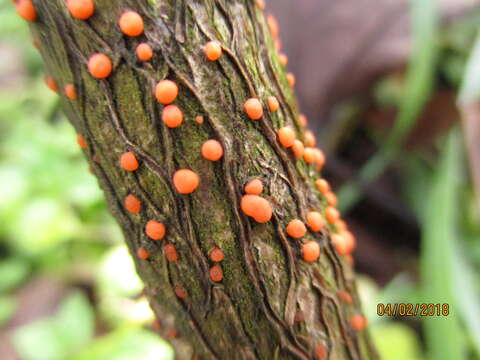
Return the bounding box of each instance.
[338,0,438,212]
[420,128,465,360]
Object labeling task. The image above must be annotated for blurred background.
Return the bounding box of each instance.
[1,0,480,359]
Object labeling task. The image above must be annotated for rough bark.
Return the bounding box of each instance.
[27,0,377,359]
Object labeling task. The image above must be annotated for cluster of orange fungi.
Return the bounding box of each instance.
[17,0,367,350]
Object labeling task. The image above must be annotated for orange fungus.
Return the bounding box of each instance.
[240,195,272,223]
[302,241,320,262]
[292,140,305,159]
[124,194,141,213]
[244,179,263,195]
[137,247,149,260]
[173,169,200,194]
[315,344,328,360]
[315,179,330,194]
[303,147,317,164]
[201,139,224,161]
[77,134,87,149]
[119,11,144,36]
[279,53,288,66]
[325,191,337,207]
[325,206,340,224]
[64,84,77,99]
[146,220,166,240]
[267,15,279,38]
[299,114,308,127]
[164,243,179,262]
[286,219,307,238]
[136,43,153,61]
[331,234,349,255]
[210,265,223,282]
[244,98,263,120]
[45,76,58,93]
[338,290,353,304]
[16,0,37,21]
[350,314,367,331]
[306,211,324,232]
[304,130,316,147]
[268,96,279,112]
[287,73,295,87]
[120,151,139,171]
[277,126,296,148]
[155,80,178,104]
[209,247,225,262]
[67,0,95,20]
[204,41,222,61]
[88,53,112,79]
[195,115,204,124]
[162,105,183,128]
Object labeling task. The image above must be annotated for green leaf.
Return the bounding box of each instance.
[0,258,30,293]
[371,322,423,360]
[0,295,16,326]
[420,128,466,360]
[72,326,174,360]
[55,291,95,355]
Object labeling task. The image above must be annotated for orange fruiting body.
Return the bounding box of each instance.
[303,147,317,163]
[299,114,308,127]
[209,247,225,262]
[315,344,328,360]
[88,53,112,79]
[277,127,296,148]
[162,105,183,128]
[244,98,263,120]
[204,41,222,61]
[315,179,330,194]
[331,233,348,255]
[146,220,166,240]
[306,211,324,232]
[286,219,307,238]
[267,15,279,38]
[342,230,356,253]
[136,43,153,61]
[255,0,265,10]
[164,243,179,262]
[279,53,288,66]
[241,195,272,223]
[325,206,340,224]
[45,76,58,93]
[67,0,95,20]
[210,265,223,282]
[137,247,149,260]
[174,285,186,299]
[287,73,295,87]
[16,0,37,21]
[313,148,326,169]
[155,80,178,104]
[120,151,139,171]
[119,11,144,36]
[292,140,305,159]
[350,314,367,331]
[64,84,77,99]
[201,139,224,161]
[325,191,337,207]
[195,115,204,124]
[124,194,141,213]
[304,130,316,147]
[338,290,353,304]
[173,169,200,194]
[302,241,320,262]
[268,96,279,112]
[244,179,263,195]
[77,134,87,149]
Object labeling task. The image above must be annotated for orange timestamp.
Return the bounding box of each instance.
[377,303,450,317]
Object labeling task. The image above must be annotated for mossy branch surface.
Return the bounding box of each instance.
[29,1,377,359]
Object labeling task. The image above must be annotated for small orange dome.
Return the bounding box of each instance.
[164,243,179,262]
[204,41,222,61]
[124,194,141,213]
[120,152,139,171]
[162,105,183,128]
[292,140,305,159]
[155,80,178,104]
[88,53,112,79]
[67,0,94,20]
[64,84,77,99]
[286,219,307,238]
[201,139,224,161]
[119,11,144,36]
[277,127,296,148]
[244,179,263,195]
[210,265,223,282]
[146,220,166,240]
[240,195,272,223]
[173,169,200,194]
[209,247,225,262]
[302,241,320,262]
[16,0,37,21]
[267,96,279,112]
[136,43,153,61]
[306,211,324,232]
[137,247,149,260]
[243,98,263,120]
